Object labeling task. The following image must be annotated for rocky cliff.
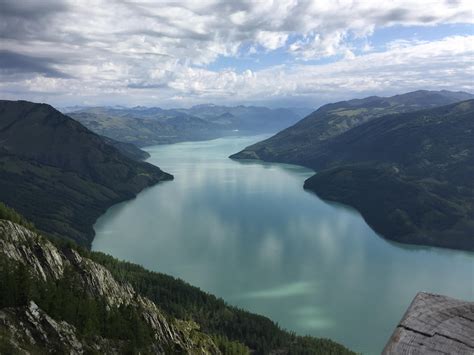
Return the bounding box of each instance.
[0,219,220,354]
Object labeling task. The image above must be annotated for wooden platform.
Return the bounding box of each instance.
[383,292,474,354]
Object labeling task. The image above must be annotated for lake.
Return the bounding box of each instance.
[92,135,474,354]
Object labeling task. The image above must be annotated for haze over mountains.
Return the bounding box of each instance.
[68,105,308,147]
[231,90,474,250]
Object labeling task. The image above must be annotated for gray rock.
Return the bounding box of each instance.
[0,219,221,354]
[383,292,474,354]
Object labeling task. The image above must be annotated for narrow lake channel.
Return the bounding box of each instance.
[92,135,474,354]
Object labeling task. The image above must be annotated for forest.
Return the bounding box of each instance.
[0,202,353,354]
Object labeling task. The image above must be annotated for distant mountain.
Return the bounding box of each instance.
[181,105,303,132]
[231,91,474,250]
[0,100,172,246]
[231,90,474,165]
[68,105,303,147]
[69,107,222,147]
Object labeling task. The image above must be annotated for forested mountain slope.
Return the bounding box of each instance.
[231,92,474,250]
[0,100,172,247]
[0,204,354,354]
[304,100,474,250]
[231,90,473,165]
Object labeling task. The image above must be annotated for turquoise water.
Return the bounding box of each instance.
[92,135,474,354]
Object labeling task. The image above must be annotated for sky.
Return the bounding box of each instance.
[0,0,473,108]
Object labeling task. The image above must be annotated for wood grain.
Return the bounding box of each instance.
[383,292,474,354]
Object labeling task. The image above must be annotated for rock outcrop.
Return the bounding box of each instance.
[0,301,94,354]
[0,219,220,354]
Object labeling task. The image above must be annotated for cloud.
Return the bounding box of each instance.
[0,0,472,106]
[0,50,72,78]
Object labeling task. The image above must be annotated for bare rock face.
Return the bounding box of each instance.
[0,221,66,281]
[383,292,474,354]
[0,301,87,354]
[0,219,220,354]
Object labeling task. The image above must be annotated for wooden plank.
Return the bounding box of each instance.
[383,292,474,354]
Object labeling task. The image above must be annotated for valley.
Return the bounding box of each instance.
[1,92,473,354]
[2,2,473,353]
[68,105,307,147]
[92,135,474,355]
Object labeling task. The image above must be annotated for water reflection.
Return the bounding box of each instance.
[93,135,474,355]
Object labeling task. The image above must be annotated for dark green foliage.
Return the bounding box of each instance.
[100,136,150,161]
[0,100,172,247]
[0,259,154,351]
[0,209,155,351]
[86,251,355,354]
[230,90,473,165]
[0,206,353,354]
[304,164,473,250]
[0,202,35,231]
[303,100,474,250]
[232,93,474,250]
[211,335,250,354]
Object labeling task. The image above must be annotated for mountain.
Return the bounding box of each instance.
[181,105,303,132]
[68,105,303,147]
[0,205,354,354]
[230,90,473,165]
[0,100,172,247]
[100,135,150,160]
[304,100,474,250]
[231,91,474,250]
[69,107,222,146]
[0,218,220,354]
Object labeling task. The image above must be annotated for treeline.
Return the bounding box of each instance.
[0,259,155,353]
[88,251,353,354]
[0,206,251,354]
[0,202,36,231]
[0,204,353,354]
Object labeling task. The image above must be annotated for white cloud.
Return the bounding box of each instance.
[0,0,473,106]
[256,31,289,50]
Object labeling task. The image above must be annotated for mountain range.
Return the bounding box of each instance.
[0,99,354,353]
[1,90,472,353]
[67,105,307,147]
[231,90,474,250]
